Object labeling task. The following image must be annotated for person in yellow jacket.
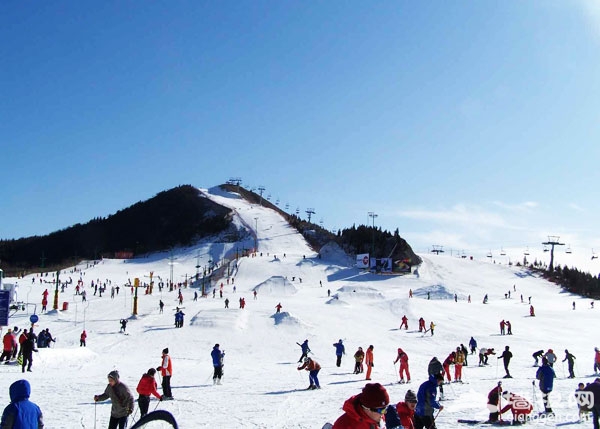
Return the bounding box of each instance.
[454,347,465,381]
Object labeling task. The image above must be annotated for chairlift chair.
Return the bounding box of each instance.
[566,245,572,254]
[592,249,598,261]
[524,247,530,256]
[487,251,493,259]
[500,247,506,256]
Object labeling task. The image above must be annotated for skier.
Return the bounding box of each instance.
[442,352,455,382]
[582,377,600,428]
[1,379,44,428]
[211,344,225,385]
[159,300,164,313]
[428,357,445,400]
[353,347,364,374]
[563,349,576,378]
[224,298,229,308]
[418,317,426,332]
[17,329,28,359]
[486,382,503,423]
[365,345,374,380]
[94,370,134,429]
[414,373,444,429]
[21,331,37,373]
[332,383,389,428]
[498,346,513,378]
[393,348,411,383]
[533,349,544,366]
[297,357,321,390]
[460,343,469,366]
[275,303,282,313]
[545,349,557,367]
[333,339,345,367]
[530,305,535,316]
[454,346,465,381]
[157,348,173,400]
[80,330,87,347]
[506,320,512,335]
[400,315,408,330]
[500,320,505,335]
[536,357,556,414]
[595,347,600,374]
[296,339,310,363]
[119,319,128,333]
[385,389,417,429]
[499,391,533,424]
[469,336,477,354]
[1,329,16,363]
[136,368,162,417]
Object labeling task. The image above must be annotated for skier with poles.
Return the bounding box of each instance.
[536,357,556,414]
[296,339,310,363]
[93,370,134,429]
[136,368,162,417]
[414,373,444,429]
[486,382,503,423]
[297,357,321,390]
[498,346,513,378]
[393,348,411,383]
[157,348,173,400]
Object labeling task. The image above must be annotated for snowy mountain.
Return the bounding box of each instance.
[1,186,597,428]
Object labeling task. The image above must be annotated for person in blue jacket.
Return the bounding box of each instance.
[1,379,44,428]
[333,339,345,367]
[297,340,310,363]
[211,344,225,385]
[536,357,556,413]
[469,337,477,354]
[415,373,444,429]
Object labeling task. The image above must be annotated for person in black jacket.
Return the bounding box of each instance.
[21,332,37,373]
[498,346,513,378]
[428,357,444,400]
[563,350,576,379]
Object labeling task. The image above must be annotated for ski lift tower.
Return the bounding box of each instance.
[542,235,564,271]
[257,186,266,206]
[306,208,315,223]
[431,245,444,255]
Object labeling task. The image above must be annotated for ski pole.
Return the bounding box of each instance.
[496,358,499,378]
[429,408,442,429]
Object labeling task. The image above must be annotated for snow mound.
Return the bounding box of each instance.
[334,285,384,300]
[413,284,455,300]
[253,276,298,296]
[271,311,302,326]
[326,296,349,306]
[318,241,353,266]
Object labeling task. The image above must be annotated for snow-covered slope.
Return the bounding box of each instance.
[1,187,597,428]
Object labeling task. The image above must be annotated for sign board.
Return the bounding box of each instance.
[0,290,9,326]
[29,314,39,324]
[356,253,370,269]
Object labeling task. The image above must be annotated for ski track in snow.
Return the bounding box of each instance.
[1,187,598,428]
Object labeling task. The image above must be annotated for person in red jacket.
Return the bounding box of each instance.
[443,352,455,382]
[332,383,390,429]
[393,348,411,383]
[365,345,374,380]
[136,368,162,417]
[400,315,408,330]
[1,329,16,363]
[499,391,533,424]
[386,389,417,429]
[80,330,87,347]
[17,329,28,358]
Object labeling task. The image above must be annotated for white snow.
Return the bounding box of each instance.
[1,186,597,428]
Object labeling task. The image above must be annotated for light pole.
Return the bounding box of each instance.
[254,217,258,251]
[368,212,378,258]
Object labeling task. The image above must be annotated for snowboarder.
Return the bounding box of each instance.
[94,370,134,429]
[297,340,310,363]
[353,347,365,374]
[333,339,345,367]
[136,368,162,417]
[533,349,544,366]
[400,315,408,330]
[499,391,533,424]
[498,346,513,378]
[536,357,556,414]
[211,344,225,385]
[157,348,173,400]
[297,357,321,390]
[414,373,444,429]
[332,383,389,428]
[365,345,374,380]
[563,349,576,378]
[1,379,44,428]
[393,348,411,383]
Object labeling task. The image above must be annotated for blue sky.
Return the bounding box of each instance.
[2,1,600,258]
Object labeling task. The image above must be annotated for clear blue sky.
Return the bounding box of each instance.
[2,1,599,257]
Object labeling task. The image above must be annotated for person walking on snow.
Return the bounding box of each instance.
[80,330,87,347]
[157,348,173,400]
[454,346,465,381]
[500,320,506,335]
[94,370,134,429]
[365,345,374,380]
[414,373,444,429]
[536,357,556,414]
[333,339,345,367]
[429,321,435,336]
[136,368,162,417]
[275,303,282,313]
[469,337,477,354]
[563,349,576,378]
[211,344,225,385]
[506,320,512,335]
[393,348,411,383]
[498,346,513,378]
[297,357,321,389]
